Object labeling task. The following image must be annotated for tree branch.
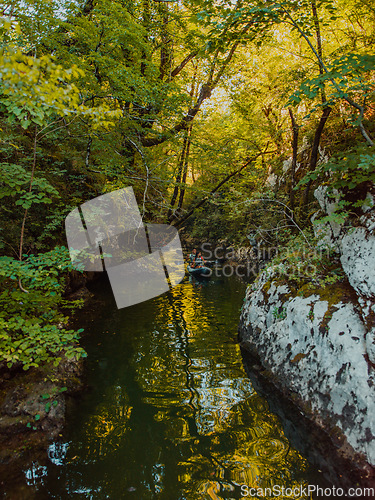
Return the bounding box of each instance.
[142,24,251,148]
[18,125,38,293]
[279,4,373,146]
[170,51,198,80]
[171,148,268,228]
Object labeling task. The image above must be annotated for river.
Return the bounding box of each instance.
[19,270,328,499]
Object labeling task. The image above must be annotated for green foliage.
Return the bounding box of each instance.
[41,386,66,400]
[298,144,375,220]
[39,386,66,413]
[0,162,60,209]
[309,146,375,191]
[272,306,287,320]
[0,22,120,130]
[0,0,374,376]
[287,53,375,111]
[0,247,87,370]
[264,231,346,293]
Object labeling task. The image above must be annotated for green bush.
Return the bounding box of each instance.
[0,246,87,370]
[298,144,375,204]
[263,230,345,292]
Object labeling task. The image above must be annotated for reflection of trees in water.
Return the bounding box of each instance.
[131,285,310,499]
[19,277,312,500]
[83,385,132,458]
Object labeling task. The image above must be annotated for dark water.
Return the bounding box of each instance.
[21,271,326,499]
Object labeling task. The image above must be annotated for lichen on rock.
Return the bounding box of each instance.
[239,186,375,484]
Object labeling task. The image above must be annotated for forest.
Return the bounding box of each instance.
[1,0,375,370]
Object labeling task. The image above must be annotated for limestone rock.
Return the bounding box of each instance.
[239,184,375,481]
[340,226,375,299]
[239,274,375,467]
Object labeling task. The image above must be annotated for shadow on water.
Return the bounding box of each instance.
[240,349,375,497]
[3,271,336,499]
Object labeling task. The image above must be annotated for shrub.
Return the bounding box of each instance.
[0,246,87,370]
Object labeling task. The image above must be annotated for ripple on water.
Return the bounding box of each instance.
[8,273,324,500]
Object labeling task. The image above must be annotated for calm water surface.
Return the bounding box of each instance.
[23,271,325,499]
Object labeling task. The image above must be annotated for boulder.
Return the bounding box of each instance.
[239,186,375,485]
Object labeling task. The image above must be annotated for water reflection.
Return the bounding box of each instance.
[18,272,325,499]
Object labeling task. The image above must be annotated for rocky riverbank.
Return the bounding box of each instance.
[0,270,97,498]
[0,355,85,498]
[238,187,375,488]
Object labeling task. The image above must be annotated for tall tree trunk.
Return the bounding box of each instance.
[288,108,299,213]
[142,22,253,147]
[171,151,267,229]
[159,5,173,82]
[311,1,327,104]
[177,125,193,212]
[18,125,38,293]
[168,65,197,221]
[281,4,373,146]
[300,3,332,215]
[168,131,189,221]
[301,106,332,212]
